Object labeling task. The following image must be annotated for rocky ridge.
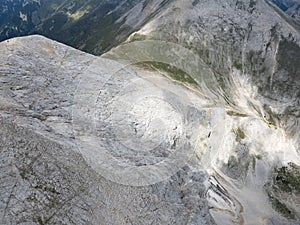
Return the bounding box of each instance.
[0,0,300,224]
[0,35,216,225]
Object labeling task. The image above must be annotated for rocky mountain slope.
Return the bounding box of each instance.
[1,0,299,54]
[0,35,217,225]
[0,0,300,225]
[123,1,300,222]
[129,0,300,143]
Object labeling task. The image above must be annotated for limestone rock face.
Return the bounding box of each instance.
[124,1,300,223]
[1,1,300,225]
[0,35,216,225]
[133,0,300,102]
[131,0,300,155]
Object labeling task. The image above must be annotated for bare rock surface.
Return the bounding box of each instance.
[0,35,216,225]
[1,1,300,224]
[123,0,300,224]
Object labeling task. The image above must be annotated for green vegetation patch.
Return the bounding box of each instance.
[267,162,300,219]
[274,162,300,193]
[129,33,147,42]
[263,104,278,127]
[233,61,243,71]
[136,61,198,85]
[42,13,68,32]
[227,110,248,117]
[255,154,262,160]
[233,127,246,141]
[268,193,295,219]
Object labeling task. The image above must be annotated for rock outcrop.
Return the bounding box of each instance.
[0,35,216,225]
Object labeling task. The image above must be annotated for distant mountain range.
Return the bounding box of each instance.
[1,0,299,56]
[272,0,300,23]
[0,0,168,54]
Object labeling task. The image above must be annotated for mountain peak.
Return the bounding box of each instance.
[1,1,300,224]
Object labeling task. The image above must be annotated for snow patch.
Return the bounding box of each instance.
[19,12,27,22]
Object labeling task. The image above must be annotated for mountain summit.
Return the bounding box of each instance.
[0,1,300,225]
